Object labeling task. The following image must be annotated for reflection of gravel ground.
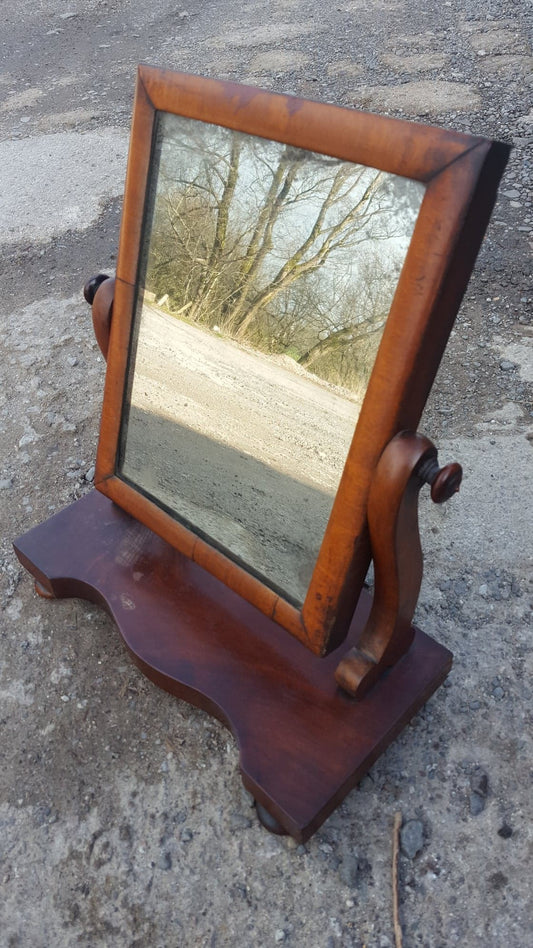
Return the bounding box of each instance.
[121,305,362,603]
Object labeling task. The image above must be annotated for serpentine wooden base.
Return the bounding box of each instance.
[14,491,452,842]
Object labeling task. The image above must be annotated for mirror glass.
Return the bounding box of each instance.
[118,112,425,605]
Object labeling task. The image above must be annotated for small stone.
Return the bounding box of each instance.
[85,465,95,483]
[180,828,193,843]
[158,851,172,870]
[45,411,60,426]
[470,769,489,797]
[400,820,424,859]
[492,686,505,700]
[0,478,13,489]
[497,823,513,839]
[470,792,486,816]
[275,931,286,943]
[339,853,359,887]
[19,428,38,447]
[228,812,252,831]
[489,871,508,890]
[359,775,374,792]
[499,360,516,371]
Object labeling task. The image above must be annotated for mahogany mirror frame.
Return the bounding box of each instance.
[95,65,509,657]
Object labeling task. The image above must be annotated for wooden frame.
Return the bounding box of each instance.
[95,65,509,656]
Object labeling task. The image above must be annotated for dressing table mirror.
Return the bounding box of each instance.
[14,67,509,841]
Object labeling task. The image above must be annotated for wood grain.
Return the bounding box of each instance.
[94,66,510,655]
[14,491,453,842]
[335,432,460,697]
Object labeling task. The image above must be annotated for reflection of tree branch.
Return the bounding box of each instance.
[145,121,420,392]
[224,154,300,324]
[297,318,387,369]
[232,171,385,339]
[189,136,242,320]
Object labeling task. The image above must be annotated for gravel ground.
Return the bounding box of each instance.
[1,1,531,946]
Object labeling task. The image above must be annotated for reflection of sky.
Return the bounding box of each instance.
[153,112,425,325]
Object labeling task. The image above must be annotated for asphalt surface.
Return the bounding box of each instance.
[1,2,532,946]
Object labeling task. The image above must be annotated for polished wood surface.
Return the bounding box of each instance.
[94,66,510,655]
[83,274,115,360]
[84,277,461,698]
[336,432,461,698]
[14,491,452,842]
[11,72,506,842]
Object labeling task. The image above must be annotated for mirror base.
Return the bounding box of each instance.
[14,490,452,843]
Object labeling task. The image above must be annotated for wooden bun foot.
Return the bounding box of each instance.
[255,802,288,836]
[35,580,55,599]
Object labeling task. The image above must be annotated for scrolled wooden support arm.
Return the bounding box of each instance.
[335,431,462,699]
[83,273,115,361]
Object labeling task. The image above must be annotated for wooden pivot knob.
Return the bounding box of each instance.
[335,432,462,699]
[83,273,115,361]
[416,456,462,503]
[83,273,111,305]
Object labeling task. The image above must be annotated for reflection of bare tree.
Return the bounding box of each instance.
[144,116,422,391]
[293,258,394,390]
[228,167,386,342]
